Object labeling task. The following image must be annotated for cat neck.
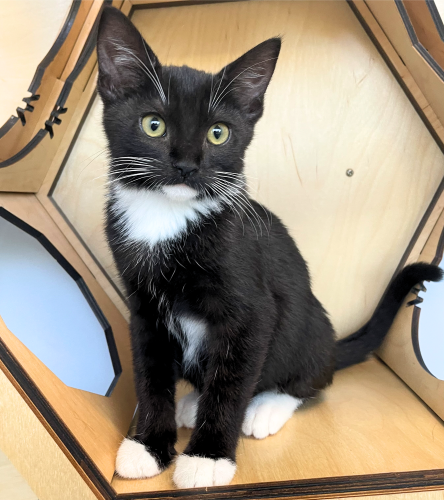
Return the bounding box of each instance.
[110,184,222,248]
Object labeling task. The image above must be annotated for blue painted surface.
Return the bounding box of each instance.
[0,217,115,395]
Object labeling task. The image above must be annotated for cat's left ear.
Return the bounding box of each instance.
[96,6,163,103]
[214,37,281,121]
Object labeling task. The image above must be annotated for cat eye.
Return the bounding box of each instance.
[207,123,230,145]
[142,114,166,138]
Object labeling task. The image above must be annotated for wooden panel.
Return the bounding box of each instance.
[366,0,444,137]
[350,0,444,143]
[0,193,135,482]
[0,447,38,500]
[403,0,444,72]
[0,367,101,500]
[0,0,93,163]
[113,358,444,493]
[37,67,128,318]
[52,0,444,337]
[0,0,73,126]
[344,494,444,500]
[378,208,444,422]
[0,0,124,193]
[50,92,125,301]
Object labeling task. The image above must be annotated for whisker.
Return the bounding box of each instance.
[109,39,166,103]
[212,179,261,238]
[210,65,226,111]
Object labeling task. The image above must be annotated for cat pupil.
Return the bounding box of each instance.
[151,119,159,131]
[213,127,222,139]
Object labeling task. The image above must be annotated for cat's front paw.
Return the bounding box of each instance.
[242,391,303,439]
[116,438,162,479]
[173,454,236,488]
[176,390,199,428]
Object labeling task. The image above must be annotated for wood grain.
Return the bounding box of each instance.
[378,209,444,422]
[366,0,444,139]
[52,0,444,337]
[0,366,101,500]
[37,67,129,319]
[403,0,444,73]
[113,358,444,493]
[0,447,37,500]
[343,493,444,500]
[350,0,444,143]
[0,193,136,482]
[0,0,93,163]
[0,0,73,127]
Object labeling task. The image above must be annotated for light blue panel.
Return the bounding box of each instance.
[417,276,444,381]
[0,217,115,396]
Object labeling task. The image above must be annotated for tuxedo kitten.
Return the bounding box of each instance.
[96,7,442,488]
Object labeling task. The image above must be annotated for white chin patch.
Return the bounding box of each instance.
[115,438,162,479]
[162,184,198,202]
[173,455,236,488]
[111,185,221,246]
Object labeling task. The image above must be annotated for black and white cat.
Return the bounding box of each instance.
[96,7,442,488]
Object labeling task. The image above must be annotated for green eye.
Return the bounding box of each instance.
[207,123,229,145]
[142,114,166,137]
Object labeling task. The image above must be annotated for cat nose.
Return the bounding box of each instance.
[174,162,199,179]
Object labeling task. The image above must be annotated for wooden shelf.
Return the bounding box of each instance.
[113,358,444,494]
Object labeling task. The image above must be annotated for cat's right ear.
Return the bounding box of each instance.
[96,7,163,103]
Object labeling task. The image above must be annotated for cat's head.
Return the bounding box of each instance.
[97,7,280,203]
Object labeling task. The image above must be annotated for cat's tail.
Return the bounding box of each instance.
[335,262,443,371]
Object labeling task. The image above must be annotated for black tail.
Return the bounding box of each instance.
[335,262,443,370]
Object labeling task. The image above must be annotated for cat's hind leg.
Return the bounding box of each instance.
[176,390,199,429]
[176,389,303,439]
[242,391,303,439]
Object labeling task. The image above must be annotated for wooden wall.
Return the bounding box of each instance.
[52,0,444,337]
[0,0,73,126]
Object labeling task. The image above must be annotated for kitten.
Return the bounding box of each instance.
[96,7,442,488]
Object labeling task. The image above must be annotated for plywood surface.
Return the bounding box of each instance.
[379,208,444,422]
[53,0,444,337]
[366,0,444,135]
[51,94,124,299]
[113,358,444,493]
[0,367,100,500]
[0,0,73,127]
[0,447,37,500]
[0,193,135,482]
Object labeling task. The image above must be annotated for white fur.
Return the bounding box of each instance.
[115,438,162,479]
[162,184,198,201]
[176,390,199,428]
[242,391,303,439]
[176,316,207,371]
[111,185,220,246]
[175,390,302,439]
[173,455,236,488]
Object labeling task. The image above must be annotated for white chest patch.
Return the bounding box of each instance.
[111,185,220,247]
[171,315,207,372]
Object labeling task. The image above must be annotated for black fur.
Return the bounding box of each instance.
[97,7,443,473]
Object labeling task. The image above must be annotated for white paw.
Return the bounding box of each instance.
[176,390,199,428]
[115,438,162,479]
[242,391,303,439]
[173,454,236,488]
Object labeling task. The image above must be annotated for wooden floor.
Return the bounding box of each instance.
[113,358,444,494]
[0,448,37,500]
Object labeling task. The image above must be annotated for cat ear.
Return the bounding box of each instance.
[213,38,281,121]
[96,7,164,102]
